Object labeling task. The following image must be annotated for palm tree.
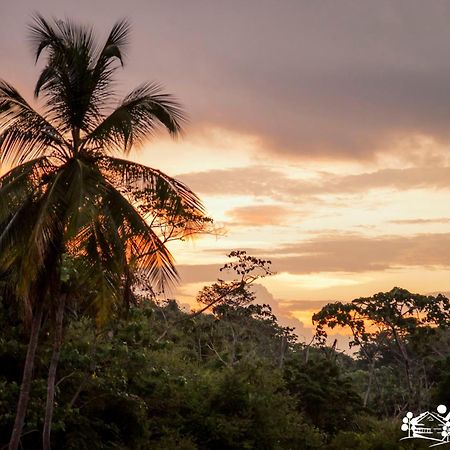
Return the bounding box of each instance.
[0,16,207,450]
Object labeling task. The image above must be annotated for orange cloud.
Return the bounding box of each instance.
[225,204,293,226]
[390,218,450,225]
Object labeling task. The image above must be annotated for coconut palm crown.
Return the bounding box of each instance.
[0,16,206,320]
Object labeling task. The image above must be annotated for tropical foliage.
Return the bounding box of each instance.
[0,274,442,449]
[0,16,209,449]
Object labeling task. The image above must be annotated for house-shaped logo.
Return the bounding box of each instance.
[401,405,450,447]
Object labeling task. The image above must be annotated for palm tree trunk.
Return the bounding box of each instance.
[43,294,66,450]
[9,300,44,450]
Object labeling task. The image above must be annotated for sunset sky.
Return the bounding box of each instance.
[3,1,450,343]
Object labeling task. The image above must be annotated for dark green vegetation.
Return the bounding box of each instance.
[0,251,448,449]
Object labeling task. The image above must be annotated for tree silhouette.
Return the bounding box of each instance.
[0,16,207,449]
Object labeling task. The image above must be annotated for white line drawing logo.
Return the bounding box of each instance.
[401,405,450,447]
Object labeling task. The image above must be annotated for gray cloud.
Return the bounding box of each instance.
[178,167,295,199]
[278,299,333,312]
[178,232,450,278]
[3,1,450,160]
[270,232,450,274]
[178,165,450,200]
[250,284,314,341]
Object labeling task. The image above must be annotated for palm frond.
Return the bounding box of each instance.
[99,178,179,290]
[0,157,53,222]
[30,15,98,133]
[84,19,131,128]
[99,157,208,235]
[0,161,92,302]
[98,19,129,65]
[57,157,109,238]
[22,170,67,273]
[84,83,185,153]
[91,19,129,79]
[0,189,64,307]
[76,219,122,327]
[63,163,179,293]
[31,16,131,136]
[0,81,65,164]
[29,14,65,63]
[0,196,37,318]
